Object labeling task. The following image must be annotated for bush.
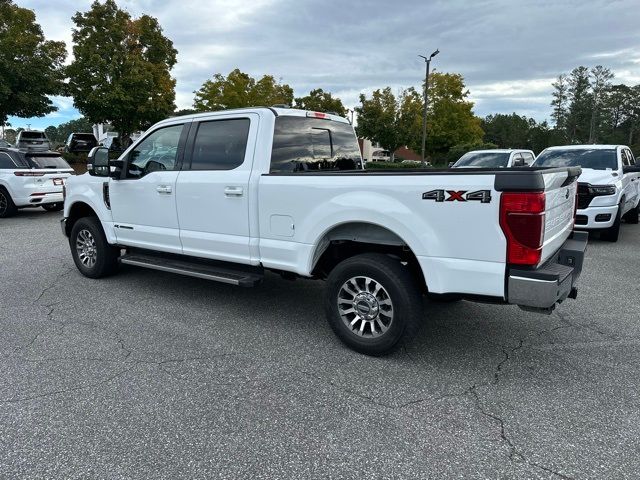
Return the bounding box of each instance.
[61,152,88,165]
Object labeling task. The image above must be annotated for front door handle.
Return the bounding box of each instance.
[224,186,244,197]
[156,185,172,194]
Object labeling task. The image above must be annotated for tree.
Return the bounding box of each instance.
[424,72,484,154]
[566,66,592,143]
[588,65,614,143]
[193,69,294,111]
[482,113,531,148]
[67,0,177,141]
[0,0,66,125]
[45,126,59,144]
[294,88,347,116]
[3,128,17,145]
[550,74,569,130]
[355,87,422,161]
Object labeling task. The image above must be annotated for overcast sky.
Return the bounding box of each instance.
[9,0,640,130]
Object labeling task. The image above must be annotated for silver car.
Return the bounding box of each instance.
[16,130,51,152]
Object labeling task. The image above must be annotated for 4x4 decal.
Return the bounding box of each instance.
[422,189,492,203]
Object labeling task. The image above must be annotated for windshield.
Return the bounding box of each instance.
[270,117,362,173]
[73,134,96,141]
[27,156,72,169]
[535,148,618,170]
[454,151,510,168]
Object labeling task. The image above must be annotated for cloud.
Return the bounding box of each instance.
[10,0,640,128]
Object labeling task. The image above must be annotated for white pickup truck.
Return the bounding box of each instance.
[61,107,587,355]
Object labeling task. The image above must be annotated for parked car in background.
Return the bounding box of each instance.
[450,149,536,168]
[0,148,74,217]
[534,145,640,242]
[65,133,97,153]
[15,130,51,152]
[61,107,586,355]
[371,149,390,162]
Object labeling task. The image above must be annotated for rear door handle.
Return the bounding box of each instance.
[224,186,244,197]
[156,185,172,194]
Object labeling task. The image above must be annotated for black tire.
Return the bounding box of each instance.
[324,253,422,356]
[0,187,18,218]
[69,216,120,278]
[427,292,462,303]
[42,203,64,212]
[623,202,639,224]
[601,203,622,242]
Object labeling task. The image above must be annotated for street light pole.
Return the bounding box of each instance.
[419,49,439,166]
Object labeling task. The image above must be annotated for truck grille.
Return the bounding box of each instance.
[577,183,594,209]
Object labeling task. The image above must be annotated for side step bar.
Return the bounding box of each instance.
[119,252,263,287]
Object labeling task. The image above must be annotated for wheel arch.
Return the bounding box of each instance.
[64,201,100,236]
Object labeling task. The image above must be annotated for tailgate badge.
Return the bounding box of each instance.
[53,178,64,186]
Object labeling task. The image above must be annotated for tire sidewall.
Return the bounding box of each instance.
[325,255,421,355]
[70,217,116,278]
[0,187,17,218]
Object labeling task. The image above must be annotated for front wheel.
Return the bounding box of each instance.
[70,216,120,278]
[324,253,423,355]
[42,203,64,212]
[601,203,622,242]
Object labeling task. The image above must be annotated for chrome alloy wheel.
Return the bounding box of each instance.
[337,276,394,338]
[76,229,97,268]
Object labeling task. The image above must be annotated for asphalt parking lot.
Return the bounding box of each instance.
[1,210,639,479]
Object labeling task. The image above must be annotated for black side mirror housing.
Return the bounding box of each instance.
[87,147,110,177]
[622,165,640,174]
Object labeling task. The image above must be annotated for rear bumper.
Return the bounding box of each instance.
[575,205,618,229]
[507,231,588,312]
[15,191,64,207]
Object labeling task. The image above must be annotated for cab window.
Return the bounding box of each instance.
[189,118,250,171]
[127,124,184,177]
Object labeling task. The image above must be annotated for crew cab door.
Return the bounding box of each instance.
[109,122,189,254]
[175,114,257,264]
[621,148,639,213]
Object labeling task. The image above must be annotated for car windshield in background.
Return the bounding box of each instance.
[535,149,618,170]
[270,117,362,173]
[455,151,510,168]
[27,156,72,169]
[74,134,96,141]
[21,131,46,139]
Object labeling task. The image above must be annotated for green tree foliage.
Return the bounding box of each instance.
[588,65,613,143]
[482,113,531,148]
[550,74,569,130]
[423,73,484,154]
[67,0,177,141]
[566,66,593,143]
[294,88,347,116]
[45,117,94,145]
[355,87,422,161]
[445,141,498,164]
[3,128,16,144]
[0,0,66,125]
[193,69,294,111]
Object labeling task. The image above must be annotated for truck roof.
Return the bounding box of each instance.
[467,149,532,154]
[543,144,625,151]
[167,107,350,124]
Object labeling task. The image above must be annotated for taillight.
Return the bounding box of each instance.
[14,171,45,176]
[499,192,546,266]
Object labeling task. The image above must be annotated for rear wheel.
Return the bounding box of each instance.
[0,187,17,218]
[324,253,422,355]
[601,203,622,242]
[70,216,120,278]
[42,203,63,212]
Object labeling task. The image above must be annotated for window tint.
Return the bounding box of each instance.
[0,152,16,169]
[190,119,250,170]
[535,149,618,170]
[128,124,183,177]
[20,131,45,139]
[27,155,72,169]
[270,117,362,173]
[454,151,510,168]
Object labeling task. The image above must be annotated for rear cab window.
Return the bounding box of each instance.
[270,116,362,173]
[20,131,46,139]
[26,155,73,170]
[535,149,618,170]
[189,119,250,170]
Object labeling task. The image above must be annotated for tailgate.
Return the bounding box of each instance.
[540,169,579,264]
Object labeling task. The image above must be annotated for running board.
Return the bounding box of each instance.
[119,252,263,287]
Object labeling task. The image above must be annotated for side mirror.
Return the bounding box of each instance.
[87,147,110,177]
[512,158,526,167]
[448,161,455,168]
[623,165,640,174]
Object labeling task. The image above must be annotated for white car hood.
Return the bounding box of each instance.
[578,168,617,185]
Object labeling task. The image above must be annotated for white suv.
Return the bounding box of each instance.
[534,145,640,241]
[0,148,75,218]
[451,149,536,168]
